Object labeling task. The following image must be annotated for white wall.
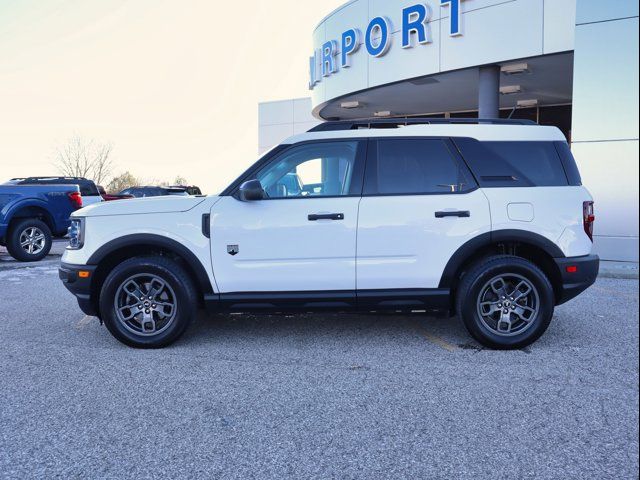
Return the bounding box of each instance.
[571,1,639,262]
[258,98,321,155]
[311,0,576,115]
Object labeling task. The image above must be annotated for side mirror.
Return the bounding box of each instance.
[238,179,265,201]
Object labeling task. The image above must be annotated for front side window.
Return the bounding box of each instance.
[255,141,360,198]
[366,139,474,195]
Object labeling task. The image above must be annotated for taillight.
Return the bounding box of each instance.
[583,201,595,242]
[68,191,83,209]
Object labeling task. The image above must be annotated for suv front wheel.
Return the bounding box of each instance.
[456,256,555,350]
[99,256,198,348]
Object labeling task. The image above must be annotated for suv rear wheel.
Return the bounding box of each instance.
[99,256,198,348]
[456,255,555,350]
[6,218,52,262]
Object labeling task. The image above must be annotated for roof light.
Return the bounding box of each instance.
[500,85,522,95]
[517,99,538,108]
[340,101,361,109]
[501,63,530,75]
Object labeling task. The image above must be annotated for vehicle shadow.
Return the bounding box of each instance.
[178,309,474,351]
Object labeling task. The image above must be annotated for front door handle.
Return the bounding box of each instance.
[308,213,345,221]
[435,210,471,218]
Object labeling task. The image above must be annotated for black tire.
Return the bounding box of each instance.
[6,218,52,262]
[456,255,555,350]
[99,256,198,348]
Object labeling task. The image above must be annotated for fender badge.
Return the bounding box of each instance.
[227,245,239,256]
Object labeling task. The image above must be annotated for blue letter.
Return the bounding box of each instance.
[321,40,338,77]
[365,17,392,57]
[308,50,321,90]
[402,3,431,48]
[441,0,464,36]
[341,29,361,68]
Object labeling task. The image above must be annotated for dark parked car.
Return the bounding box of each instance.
[169,185,203,195]
[97,186,134,201]
[118,186,189,198]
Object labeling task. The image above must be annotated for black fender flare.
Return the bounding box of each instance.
[87,233,214,294]
[438,229,565,288]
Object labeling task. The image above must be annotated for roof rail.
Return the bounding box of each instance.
[308,117,536,132]
[12,176,88,181]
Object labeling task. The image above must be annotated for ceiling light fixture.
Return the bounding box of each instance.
[340,101,361,109]
[517,99,538,108]
[374,111,392,117]
[501,63,530,75]
[500,85,522,95]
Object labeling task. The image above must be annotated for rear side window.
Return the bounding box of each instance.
[365,139,475,195]
[554,142,582,186]
[453,139,570,187]
[77,181,99,196]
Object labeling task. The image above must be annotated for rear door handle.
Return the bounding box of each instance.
[308,213,344,221]
[435,210,471,218]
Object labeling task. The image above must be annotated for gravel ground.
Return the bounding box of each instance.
[0,264,637,479]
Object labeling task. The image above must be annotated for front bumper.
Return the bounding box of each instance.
[554,254,600,305]
[59,262,99,317]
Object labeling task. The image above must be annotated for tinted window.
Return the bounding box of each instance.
[76,180,99,196]
[554,142,582,186]
[366,139,474,195]
[165,189,189,196]
[256,141,361,198]
[454,139,570,187]
[18,178,98,196]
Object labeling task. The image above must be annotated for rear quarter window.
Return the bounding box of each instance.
[453,139,570,187]
[77,181,99,196]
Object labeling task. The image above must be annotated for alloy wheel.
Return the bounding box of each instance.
[476,273,540,337]
[114,274,177,337]
[19,227,46,256]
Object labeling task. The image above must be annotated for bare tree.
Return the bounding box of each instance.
[173,176,188,186]
[54,136,114,186]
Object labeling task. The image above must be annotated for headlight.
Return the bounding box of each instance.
[67,218,85,250]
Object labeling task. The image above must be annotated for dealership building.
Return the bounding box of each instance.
[259,0,639,262]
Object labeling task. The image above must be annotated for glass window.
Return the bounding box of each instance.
[454,139,570,187]
[368,139,473,195]
[255,141,359,198]
[482,142,569,187]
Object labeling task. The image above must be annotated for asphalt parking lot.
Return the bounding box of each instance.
[0,259,638,479]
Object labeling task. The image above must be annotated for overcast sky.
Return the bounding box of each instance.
[0,0,345,192]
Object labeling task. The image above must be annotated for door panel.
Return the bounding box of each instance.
[210,139,366,294]
[357,137,491,290]
[210,196,359,293]
[356,190,491,289]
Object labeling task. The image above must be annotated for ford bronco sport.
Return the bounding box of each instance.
[59,119,599,349]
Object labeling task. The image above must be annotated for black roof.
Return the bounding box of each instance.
[308,117,536,132]
[11,176,90,182]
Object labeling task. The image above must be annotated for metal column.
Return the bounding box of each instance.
[478,65,500,119]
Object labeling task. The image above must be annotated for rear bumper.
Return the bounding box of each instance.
[554,254,600,305]
[59,262,98,317]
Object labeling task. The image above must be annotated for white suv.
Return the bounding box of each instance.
[59,119,599,349]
